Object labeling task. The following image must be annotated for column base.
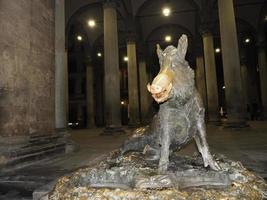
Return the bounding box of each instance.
[222,120,249,129]
[55,127,68,133]
[101,126,125,135]
[128,122,141,128]
[261,112,267,120]
[207,120,222,126]
[87,125,96,129]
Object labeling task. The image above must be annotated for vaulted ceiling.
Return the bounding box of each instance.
[65,0,267,58]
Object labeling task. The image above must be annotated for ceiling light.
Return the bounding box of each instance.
[77,35,82,41]
[88,19,96,28]
[245,38,250,43]
[222,86,225,89]
[121,101,125,105]
[165,35,171,42]
[97,52,102,57]
[124,56,128,62]
[162,7,171,17]
[215,48,221,53]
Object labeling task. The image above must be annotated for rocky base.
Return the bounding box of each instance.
[49,151,267,200]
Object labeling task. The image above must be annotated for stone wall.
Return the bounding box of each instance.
[0,0,55,136]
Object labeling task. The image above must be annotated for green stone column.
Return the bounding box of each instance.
[202,32,220,122]
[103,2,122,130]
[127,40,140,125]
[218,0,246,125]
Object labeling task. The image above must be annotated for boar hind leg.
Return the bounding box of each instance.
[194,110,220,171]
[120,135,152,155]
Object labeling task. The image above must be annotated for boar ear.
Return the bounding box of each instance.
[177,34,188,60]
[156,44,163,58]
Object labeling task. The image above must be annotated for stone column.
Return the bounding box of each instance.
[77,104,83,125]
[240,64,249,119]
[0,1,55,136]
[55,0,68,131]
[202,32,220,121]
[127,40,140,125]
[218,0,246,124]
[139,60,151,123]
[86,66,95,127]
[195,56,208,111]
[103,2,122,129]
[95,67,104,126]
[75,77,83,95]
[258,44,267,119]
[239,49,249,119]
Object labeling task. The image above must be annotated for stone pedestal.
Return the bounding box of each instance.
[55,0,68,131]
[127,41,140,125]
[0,0,55,136]
[202,33,220,122]
[218,0,246,125]
[258,45,267,119]
[86,66,95,127]
[139,60,151,123]
[195,56,208,111]
[103,2,122,129]
[50,152,267,200]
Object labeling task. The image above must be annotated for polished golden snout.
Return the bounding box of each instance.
[147,68,174,103]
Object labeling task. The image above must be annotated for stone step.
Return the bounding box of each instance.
[25,135,61,147]
[0,132,74,172]
[0,175,54,200]
[0,133,67,171]
[29,134,61,142]
[4,143,66,169]
[6,141,65,158]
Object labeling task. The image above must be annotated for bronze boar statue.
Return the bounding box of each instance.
[120,34,220,173]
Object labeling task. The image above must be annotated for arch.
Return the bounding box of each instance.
[259,1,267,22]
[135,0,199,17]
[145,24,193,42]
[66,2,102,37]
[258,1,267,35]
[66,2,126,36]
[236,18,257,36]
[67,21,91,53]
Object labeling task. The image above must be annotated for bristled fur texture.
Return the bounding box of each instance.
[121,35,220,173]
[158,45,195,105]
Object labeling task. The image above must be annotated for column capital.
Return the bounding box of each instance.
[199,0,215,37]
[103,0,118,9]
[256,41,266,49]
[137,43,148,62]
[195,49,204,58]
[240,55,247,65]
[86,64,94,69]
[126,32,137,43]
[200,27,213,37]
[194,36,204,57]
[239,47,247,65]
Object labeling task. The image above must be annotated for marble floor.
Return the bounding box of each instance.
[0,121,267,199]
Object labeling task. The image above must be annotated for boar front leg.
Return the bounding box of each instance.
[158,111,171,173]
[194,109,220,170]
